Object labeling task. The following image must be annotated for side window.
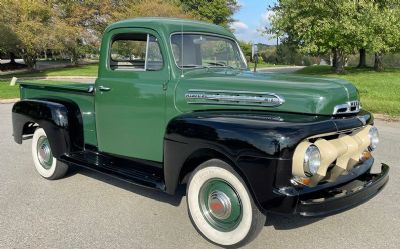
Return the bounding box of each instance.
[110,33,163,71]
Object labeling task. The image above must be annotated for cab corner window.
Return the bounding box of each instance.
[110,33,163,71]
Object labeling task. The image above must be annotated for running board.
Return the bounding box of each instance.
[60,150,165,191]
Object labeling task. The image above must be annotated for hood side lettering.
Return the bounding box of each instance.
[185,89,285,107]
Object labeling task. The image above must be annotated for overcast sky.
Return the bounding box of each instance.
[231,0,277,44]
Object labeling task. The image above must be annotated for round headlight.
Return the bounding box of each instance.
[303,145,321,175]
[368,126,379,151]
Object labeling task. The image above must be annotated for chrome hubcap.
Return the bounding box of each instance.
[199,178,242,232]
[208,191,232,220]
[37,136,53,169]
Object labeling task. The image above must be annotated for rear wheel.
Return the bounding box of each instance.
[32,128,68,180]
[187,159,266,247]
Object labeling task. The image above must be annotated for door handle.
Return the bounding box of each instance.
[98,86,111,92]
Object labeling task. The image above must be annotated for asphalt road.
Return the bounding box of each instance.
[0,103,399,249]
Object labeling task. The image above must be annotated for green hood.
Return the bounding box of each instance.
[174,69,359,116]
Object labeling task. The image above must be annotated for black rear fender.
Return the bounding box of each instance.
[12,99,84,157]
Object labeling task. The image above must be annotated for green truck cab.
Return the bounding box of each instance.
[12,18,389,247]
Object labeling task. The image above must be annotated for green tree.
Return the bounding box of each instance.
[179,0,239,26]
[364,1,400,71]
[0,2,20,64]
[115,0,196,20]
[0,0,54,69]
[238,41,252,61]
[352,0,400,70]
[51,0,129,64]
[269,0,400,73]
[0,0,240,69]
[52,0,198,63]
[270,0,362,73]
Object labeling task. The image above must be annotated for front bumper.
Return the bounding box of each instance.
[271,159,389,217]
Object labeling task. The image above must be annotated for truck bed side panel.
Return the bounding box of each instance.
[20,83,97,146]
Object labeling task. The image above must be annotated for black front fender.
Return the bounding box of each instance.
[163,110,373,213]
[12,99,84,157]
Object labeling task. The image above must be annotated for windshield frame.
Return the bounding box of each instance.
[169,32,248,71]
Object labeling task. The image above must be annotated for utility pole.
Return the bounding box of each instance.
[252,43,258,73]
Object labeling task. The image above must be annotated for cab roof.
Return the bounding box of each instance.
[105,17,236,39]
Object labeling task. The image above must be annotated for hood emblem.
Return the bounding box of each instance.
[185,89,285,107]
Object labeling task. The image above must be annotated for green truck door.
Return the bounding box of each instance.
[95,28,168,162]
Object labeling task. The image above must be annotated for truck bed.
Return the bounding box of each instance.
[19,82,97,146]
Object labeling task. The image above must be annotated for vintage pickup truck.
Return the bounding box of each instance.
[12,18,389,247]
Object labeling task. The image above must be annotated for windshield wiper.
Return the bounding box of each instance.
[180,64,244,71]
[180,64,208,69]
[205,62,242,70]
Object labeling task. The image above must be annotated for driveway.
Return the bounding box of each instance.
[0,103,398,249]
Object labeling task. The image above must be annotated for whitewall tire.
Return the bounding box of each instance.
[187,159,266,247]
[32,128,68,180]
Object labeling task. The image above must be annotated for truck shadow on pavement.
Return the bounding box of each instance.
[265,213,323,230]
[67,166,323,230]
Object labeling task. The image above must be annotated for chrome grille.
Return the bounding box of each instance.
[333,101,360,115]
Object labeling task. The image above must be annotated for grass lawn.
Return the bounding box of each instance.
[0,79,83,99]
[297,66,400,117]
[248,62,287,69]
[0,81,19,99]
[0,64,97,99]
[0,64,98,80]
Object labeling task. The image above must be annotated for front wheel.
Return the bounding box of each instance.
[187,159,266,247]
[32,128,68,180]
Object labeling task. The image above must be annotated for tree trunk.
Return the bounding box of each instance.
[22,54,37,71]
[9,52,17,64]
[334,48,346,74]
[332,48,338,69]
[358,48,367,68]
[374,52,384,71]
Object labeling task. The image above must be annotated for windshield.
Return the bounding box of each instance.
[171,34,248,70]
